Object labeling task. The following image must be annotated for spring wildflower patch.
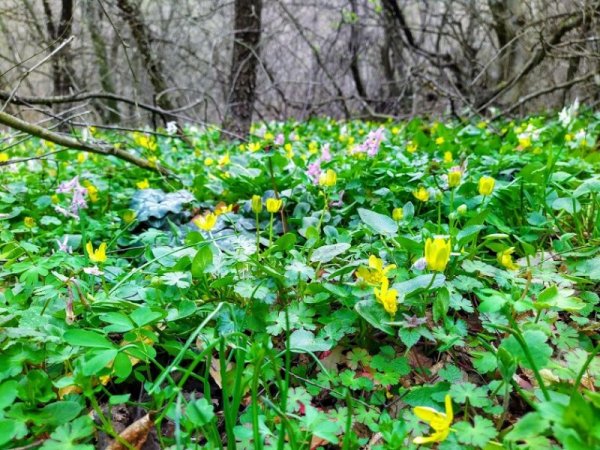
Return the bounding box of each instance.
[0,112,599,449]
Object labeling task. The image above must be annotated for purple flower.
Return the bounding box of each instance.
[57,176,82,194]
[321,143,331,162]
[306,160,322,184]
[70,188,88,214]
[275,133,285,145]
[56,236,72,254]
[353,127,386,157]
[412,257,427,271]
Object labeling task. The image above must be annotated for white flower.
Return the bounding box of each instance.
[559,98,579,128]
[166,121,178,135]
[83,266,104,276]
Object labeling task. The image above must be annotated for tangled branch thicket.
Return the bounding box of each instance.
[0,0,599,131]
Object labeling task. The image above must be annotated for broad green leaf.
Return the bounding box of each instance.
[357,208,398,236]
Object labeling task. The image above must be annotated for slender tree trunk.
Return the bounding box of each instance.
[42,0,75,123]
[223,0,263,138]
[116,0,176,123]
[86,1,120,123]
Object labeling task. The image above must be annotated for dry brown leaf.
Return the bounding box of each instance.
[105,413,154,450]
[209,356,233,389]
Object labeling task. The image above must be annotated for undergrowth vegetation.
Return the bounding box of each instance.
[0,109,599,449]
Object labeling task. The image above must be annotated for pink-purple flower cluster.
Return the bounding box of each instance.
[352,127,385,157]
[305,143,333,184]
[55,176,88,219]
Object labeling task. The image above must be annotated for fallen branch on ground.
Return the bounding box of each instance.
[0,111,172,176]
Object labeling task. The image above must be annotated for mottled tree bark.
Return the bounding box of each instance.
[223,0,263,138]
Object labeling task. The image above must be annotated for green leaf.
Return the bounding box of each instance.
[449,382,490,408]
[63,329,115,349]
[191,245,213,277]
[289,329,331,353]
[355,300,395,335]
[186,397,215,427]
[454,416,498,447]
[499,330,552,371]
[497,347,517,381]
[130,306,163,327]
[505,412,549,441]
[0,380,18,410]
[310,243,351,263]
[357,208,398,236]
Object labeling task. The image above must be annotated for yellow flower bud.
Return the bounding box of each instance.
[318,169,337,187]
[448,169,461,188]
[251,195,263,214]
[478,176,495,196]
[266,198,283,213]
[0,152,8,162]
[392,208,403,221]
[435,137,445,145]
[24,217,35,228]
[497,247,519,271]
[443,151,452,163]
[424,237,451,272]
[136,179,150,190]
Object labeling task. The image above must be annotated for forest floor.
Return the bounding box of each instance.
[0,112,599,449]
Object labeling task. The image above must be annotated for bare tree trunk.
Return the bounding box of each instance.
[116,0,176,123]
[42,0,75,123]
[223,0,263,138]
[86,1,120,123]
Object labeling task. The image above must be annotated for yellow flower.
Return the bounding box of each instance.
[248,142,261,152]
[425,237,451,272]
[435,137,445,145]
[406,141,417,153]
[413,394,454,445]
[356,255,396,285]
[443,151,453,163]
[478,176,495,196]
[77,152,87,163]
[193,212,217,231]
[565,133,573,142]
[448,168,461,188]
[134,134,157,151]
[264,132,274,141]
[518,136,532,149]
[136,179,150,190]
[413,186,430,202]
[284,143,294,158]
[251,195,263,214]
[319,169,337,187]
[309,141,318,154]
[123,210,137,224]
[148,155,158,167]
[24,217,35,228]
[51,194,60,204]
[87,184,99,202]
[374,277,398,316]
[391,127,400,135]
[497,247,519,271]
[266,198,283,213]
[392,207,403,221]
[214,202,233,216]
[86,242,107,263]
[0,152,8,162]
[219,153,230,165]
[204,157,214,166]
